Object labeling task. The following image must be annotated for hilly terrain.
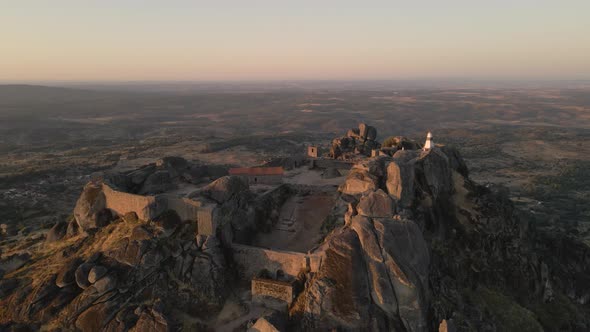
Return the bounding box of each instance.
[1,82,589,331]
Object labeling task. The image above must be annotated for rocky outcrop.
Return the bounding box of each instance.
[138,170,174,195]
[330,123,381,159]
[338,169,378,196]
[0,218,229,331]
[415,149,453,199]
[356,189,396,218]
[292,140,590,331]
[73,182,113,231]
[196,175,249,204]
[3,140,589,331]
[104,156,228,195]
[386,155,416,208]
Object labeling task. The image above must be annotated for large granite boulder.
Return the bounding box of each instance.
[373,217,430,332]
[349,216,399,317]
[138,170,174,195]
[386,157,416,208]
[130,304,170,332]
[415,149,453,199]
[198,176,249,204]
[293,228,375,330]
[352,155,391,178]
[338,169,378,196]
[358,123,377,141]
[73,183,112,231]
[157,156,190,179]
[128,165,157,186]
[357,189,396,218]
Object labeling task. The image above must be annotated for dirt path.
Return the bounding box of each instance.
[253,193,335,252]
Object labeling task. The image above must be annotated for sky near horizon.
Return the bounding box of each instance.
[1,1,590,81]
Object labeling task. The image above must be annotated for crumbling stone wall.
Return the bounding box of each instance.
[231,243,323,279]
[311,159,354,170]
[102,184,212,227]
[102,184,161,221]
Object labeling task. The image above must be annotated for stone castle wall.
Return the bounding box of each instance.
[231,243,323,279]
[311,159,354,170]
[102,184,160,221]
[102,185,214,229]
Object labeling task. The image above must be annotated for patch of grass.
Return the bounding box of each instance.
[465,287,543,332]
[529,292,585,331]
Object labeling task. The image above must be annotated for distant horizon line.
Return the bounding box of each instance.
[2,78,590,85]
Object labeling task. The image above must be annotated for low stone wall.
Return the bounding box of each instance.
[252,278,294,305]
[102,185,216,234]
[231,243,323,279]
[310,158,354,170]
[102,184,160,221]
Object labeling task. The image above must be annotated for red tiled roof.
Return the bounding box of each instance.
[229,167,284,176]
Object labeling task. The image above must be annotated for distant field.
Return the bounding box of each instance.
[0,83,589,242]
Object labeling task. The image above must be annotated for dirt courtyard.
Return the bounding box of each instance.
[253,191,336,253]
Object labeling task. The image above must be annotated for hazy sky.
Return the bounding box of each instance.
[2,1,589,81]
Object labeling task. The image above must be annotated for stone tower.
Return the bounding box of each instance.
[307,146,319,158]
[423,132,434,151]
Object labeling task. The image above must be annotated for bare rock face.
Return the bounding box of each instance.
[130,304,169,332]
[198,175,249,204]
[295,213,430,331]
[138,170,174,195]
[338,169,378,196]
[349,216,399,317]
[75,262,94,289]
[439,146,469,178]
[128,165,157,187]
[88,265,108,284]
[373,217,430,332]
[73,182,112,231]
[415,149,453,199]
[386,158,416,208]
[357,189,396,218]
[293,228,375,330]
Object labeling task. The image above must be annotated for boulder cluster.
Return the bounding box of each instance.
[291,146,462,330]
[329,123,380,159]
[290,142,572,331]
[2,135,589,331]
[0,174,258,331]
[108,156,227,195]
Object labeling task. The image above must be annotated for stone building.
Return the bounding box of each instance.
[307,146,319,158]
[228,167,284,185]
